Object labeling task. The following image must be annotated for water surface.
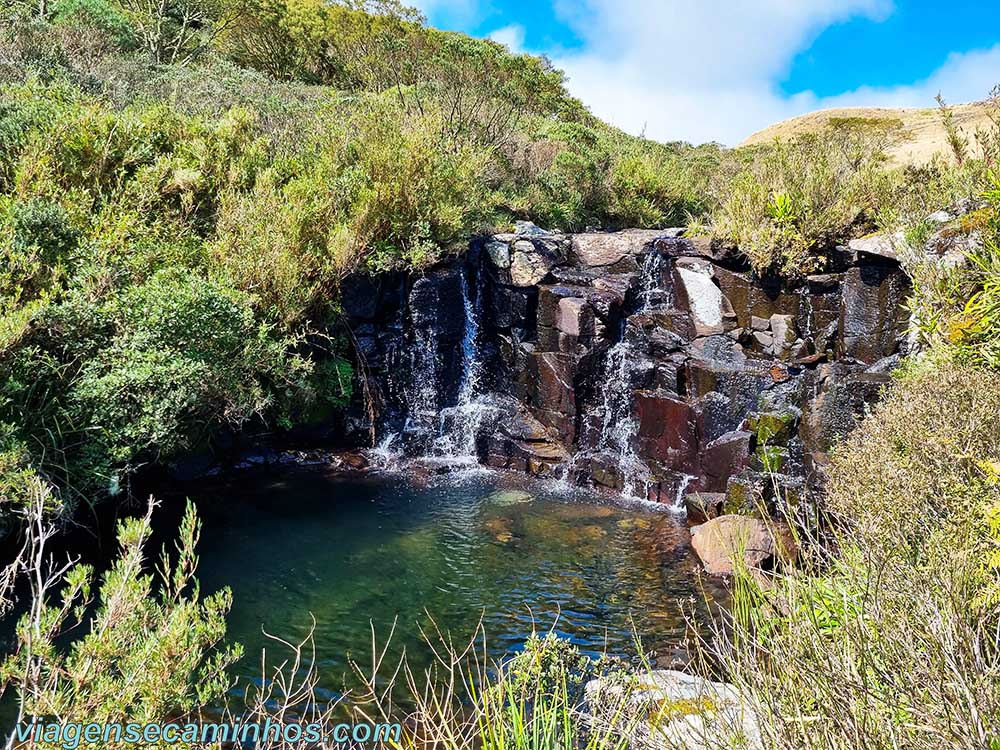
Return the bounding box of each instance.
[173,468,721,701]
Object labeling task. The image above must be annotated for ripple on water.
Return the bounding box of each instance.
[168,468,719,702]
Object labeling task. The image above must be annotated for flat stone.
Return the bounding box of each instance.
[570,229,662,268]
[848,231,906,262]
[750,315,770,331]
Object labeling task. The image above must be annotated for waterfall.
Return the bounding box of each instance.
[431,269,494,464]
[587,247,669,500]
[594,342,650,499]
[638,249,670,309]
[673,473,696,512]
[403,325,441,436]
[372,262,495,472]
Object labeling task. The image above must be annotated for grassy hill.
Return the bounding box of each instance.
[741,103,995,165]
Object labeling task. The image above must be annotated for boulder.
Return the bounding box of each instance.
[570,229,662,268]
[690,515,775,575]
[585,669,761,750]
[510,239,560,286]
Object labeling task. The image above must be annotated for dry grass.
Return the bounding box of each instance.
[741,104,995,166]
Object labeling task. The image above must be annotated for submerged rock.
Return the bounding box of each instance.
[488,490,534,506]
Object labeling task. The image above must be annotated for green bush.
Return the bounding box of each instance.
[71,269,312,467]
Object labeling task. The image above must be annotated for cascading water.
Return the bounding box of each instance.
[431,269,495,465]
[582,247,670,499]
[372,262,495,472]
[673,474,696,512]
[593,341,650,499]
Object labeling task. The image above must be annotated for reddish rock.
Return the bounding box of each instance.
[556,297,594,337]
[701,430,752,492]
[633,390,699,474]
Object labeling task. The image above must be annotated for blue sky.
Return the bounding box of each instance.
[413,0,1000,145]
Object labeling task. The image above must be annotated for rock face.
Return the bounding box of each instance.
[343,224,914,508]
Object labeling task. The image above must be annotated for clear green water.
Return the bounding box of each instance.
[166,467,721,703]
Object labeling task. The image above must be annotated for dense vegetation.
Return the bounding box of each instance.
[2,1,1000,747]
[0,0,723,524]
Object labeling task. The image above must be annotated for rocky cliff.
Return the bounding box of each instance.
[342,222,915,516]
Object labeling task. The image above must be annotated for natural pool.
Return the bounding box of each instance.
[166,465,724,703]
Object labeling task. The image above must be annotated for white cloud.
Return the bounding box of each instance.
[488,24,526,54]
[550,0,897,145]
[415,0,1000,146]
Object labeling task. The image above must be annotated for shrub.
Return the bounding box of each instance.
[0,499,242,727]
[70,268,312,467]
[0,197,80,301]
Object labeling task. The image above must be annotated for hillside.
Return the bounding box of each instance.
[740,103,995,164]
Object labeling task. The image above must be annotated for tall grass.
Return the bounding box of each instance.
[701,361,1000,750]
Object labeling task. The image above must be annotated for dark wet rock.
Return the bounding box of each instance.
[687,334,747,364]
[800,369,891,461]
[725,470,806,517]
[626,310,696,345]
[653,234,717,259]
[702,431,752,492]
[838,259,910,364]
[685,491,726,523]
[524,351,578,444]
[624,312,688,357]
[714,267,801,329]
[686,359,773,422]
